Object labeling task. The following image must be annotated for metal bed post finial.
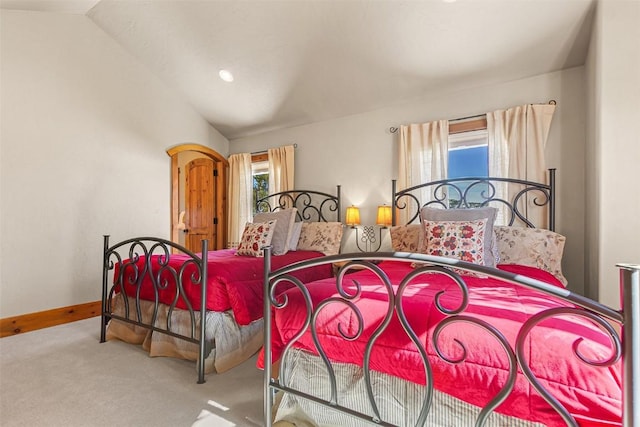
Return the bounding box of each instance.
[619,263,640,427]
[336,185,342,222]
[263,246,274,427]
[197,238,209,384]
[391,179,397,226]
[100,235,110,343]
[549,168,556,232]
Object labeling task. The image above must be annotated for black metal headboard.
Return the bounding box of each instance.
[255,186,341,223]
[392,169,555,230]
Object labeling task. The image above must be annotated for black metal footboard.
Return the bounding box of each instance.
[263,249,639,426]
[100,236,210,384]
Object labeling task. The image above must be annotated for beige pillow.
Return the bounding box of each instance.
[390,224,423,252]
[494,226,568,286]
[236,220,277,257]
[297,222,343,255]
[253,208,297,255]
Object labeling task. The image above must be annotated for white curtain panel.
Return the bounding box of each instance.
[227,153,253,247]
[268,144,295,194]
[487,104,556,228]
[397,120,449,225]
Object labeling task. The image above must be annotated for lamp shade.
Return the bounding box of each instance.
[376,205,392,227]
[345,206,361,226]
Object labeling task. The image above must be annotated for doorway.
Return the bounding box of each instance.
[167,144,228,251]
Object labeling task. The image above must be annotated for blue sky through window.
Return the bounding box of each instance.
[448,145,488,178]
[447,145,488,206]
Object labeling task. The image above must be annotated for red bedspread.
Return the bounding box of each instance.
[259,262,622,426]
[116,249,331,325]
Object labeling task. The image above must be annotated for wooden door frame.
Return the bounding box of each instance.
[167,144,228,250]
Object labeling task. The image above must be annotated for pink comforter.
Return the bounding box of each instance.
[116,249,331,325]
[259,262,622,426]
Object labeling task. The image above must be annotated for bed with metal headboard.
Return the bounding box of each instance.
[261,172,638,426]
[100,186,341,383]
[256,186,341,223]
[391,169,555,229]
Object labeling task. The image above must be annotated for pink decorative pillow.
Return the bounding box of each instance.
[423,218,487,265]
[236,220,277,257]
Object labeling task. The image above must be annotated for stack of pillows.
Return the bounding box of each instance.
[390,206,568,286]
[235,204,567,286]
[236,208,343,257]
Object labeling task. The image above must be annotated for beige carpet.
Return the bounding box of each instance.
[0,317,264,427]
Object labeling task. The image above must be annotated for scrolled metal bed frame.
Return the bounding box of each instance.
[392,169,556,230]
[100,186,341,384]
[100,236,210,382]
[256,186,341,223]
[263,252,639,426]
[263,172,639,426]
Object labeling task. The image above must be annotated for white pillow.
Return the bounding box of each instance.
[253,208,297,255]
[288,222,303,251]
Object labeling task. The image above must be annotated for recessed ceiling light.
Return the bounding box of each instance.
[218,69,234,82]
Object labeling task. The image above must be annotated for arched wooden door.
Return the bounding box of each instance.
[167,144,228,251]
[185,158,216,252]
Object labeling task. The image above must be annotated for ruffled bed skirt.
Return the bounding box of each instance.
[106,294,263,374]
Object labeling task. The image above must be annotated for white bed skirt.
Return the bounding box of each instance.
[274,348,544,427]
[106,294,263,374]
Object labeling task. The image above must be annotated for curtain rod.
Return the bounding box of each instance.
[251,143,298,155]
[389,100,557,134]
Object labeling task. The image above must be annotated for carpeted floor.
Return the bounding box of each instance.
[0,317,264,427]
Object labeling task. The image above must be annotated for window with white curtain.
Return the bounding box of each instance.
[251,159,269,213]
[448,129,488,178]
[447,128,488,207]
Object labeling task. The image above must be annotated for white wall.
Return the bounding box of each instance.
[0,10,228,318]
[588,0,640,308]
[230,68,588,294]
[6,4,634,317]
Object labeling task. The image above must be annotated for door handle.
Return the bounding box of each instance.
[177,211,187,232]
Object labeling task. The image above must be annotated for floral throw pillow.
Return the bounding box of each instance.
[253,208,297,255]
[423,218,487,265]
[494,226,568,286]
[420,206,498,267]
[236,220,277,257]
[390,224,423,252]
[297,222,343,255]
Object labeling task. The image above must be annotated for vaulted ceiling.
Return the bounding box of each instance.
[1,0,595,140]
